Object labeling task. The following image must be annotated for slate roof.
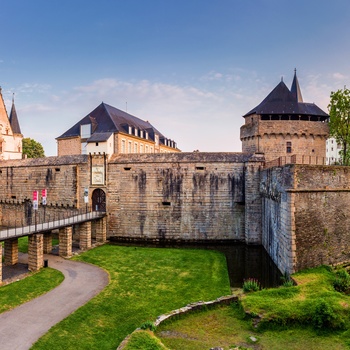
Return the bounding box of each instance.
[243,72,328,119]
[56,102,167,142]
[9,99,22,134]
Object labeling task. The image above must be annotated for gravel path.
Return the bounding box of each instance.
[0,254,109,350]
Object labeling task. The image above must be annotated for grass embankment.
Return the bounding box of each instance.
[155,265,350,349]
[31,244,231,350]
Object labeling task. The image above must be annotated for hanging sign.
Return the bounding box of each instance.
[33,190,39,210]
[42,189,47,205]
[84,188,89,204]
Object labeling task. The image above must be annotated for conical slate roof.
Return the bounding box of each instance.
[243,71,328,119]
[9,97,21,134]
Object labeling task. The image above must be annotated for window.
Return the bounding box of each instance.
[95,142,99,146]
[134,143,138,153]
[286,141,292,153]
[140,144,143,153]
[128,141,132,153]
[150,146,153,153]
[145,145,149,153]
[80,124,91,138]
[121,140,126,153]
[155,134,159,146]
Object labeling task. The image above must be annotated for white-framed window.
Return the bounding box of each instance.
[145,145,149,153]
[128,141,132,153]
[134,143,138,153]
[140,144,143,153]
[145,131,149,140]
[140,130,143,138]
[128,126,132,134]
[121,139,126,153]
[134,128,138,136]
[155,134,159,146]
[150,146,153,153]
[81,124,91,139]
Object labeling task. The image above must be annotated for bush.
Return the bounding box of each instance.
[140,320,157,332]
[243,278,260,293]
[333,269,350,293]
[312,299,344,330]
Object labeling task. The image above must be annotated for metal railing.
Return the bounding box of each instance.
[0,207,106,241]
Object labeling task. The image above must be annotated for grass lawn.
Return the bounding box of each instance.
[0,268,64,313]
[156,303,349,350]
[31,244,231,350]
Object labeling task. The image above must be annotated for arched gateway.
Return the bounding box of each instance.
[92,188,106,212]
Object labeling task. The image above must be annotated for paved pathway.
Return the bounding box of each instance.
[0,254,109,350]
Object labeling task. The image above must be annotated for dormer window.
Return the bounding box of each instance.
[134,128,138,136]
[128,126,132,134]
[145,131,149,140]
[81,124,91,139]
[140,130,143,138]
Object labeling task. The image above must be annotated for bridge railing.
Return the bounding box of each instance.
[0,206,106,241]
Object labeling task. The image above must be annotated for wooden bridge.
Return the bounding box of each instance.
[0,208,107,283]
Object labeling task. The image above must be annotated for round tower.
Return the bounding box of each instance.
[240,70,329,163]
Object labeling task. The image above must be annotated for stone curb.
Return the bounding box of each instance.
[117,294,238,350]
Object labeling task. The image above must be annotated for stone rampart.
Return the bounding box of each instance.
[107,152,264,243]
[261,164,350,273]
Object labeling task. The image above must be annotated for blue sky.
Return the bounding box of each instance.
[1,0,350,156]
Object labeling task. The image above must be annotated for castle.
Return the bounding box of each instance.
[0,71,349,277]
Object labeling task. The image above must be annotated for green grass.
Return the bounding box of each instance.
[156,303,349,350]
[0,268,64,313]
[241,265,350,329]
[123,330,168,350]
[31,244,231,350]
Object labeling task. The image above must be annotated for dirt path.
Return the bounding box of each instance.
[0,254,109,350]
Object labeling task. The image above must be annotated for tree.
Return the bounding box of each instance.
[22,138,45,158]
[328,88,350,165]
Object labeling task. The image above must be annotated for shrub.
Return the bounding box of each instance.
[312,299,344,330]
[243,278,260,293]
[140,320,157,332]
[333,269,350,293]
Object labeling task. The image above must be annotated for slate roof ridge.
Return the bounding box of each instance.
[290,69,303,103]
[9,94,22,134]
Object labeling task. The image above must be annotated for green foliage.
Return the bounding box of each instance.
[242,278,260,292]
[22,137,45,158]
[312,298,343,330]
[333,269,350,293]
[140,320,157,332]
[328,88,350,165]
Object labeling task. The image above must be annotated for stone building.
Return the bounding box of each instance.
[56,102,180,157]
[240,70,329,163]
[0,89,22,160]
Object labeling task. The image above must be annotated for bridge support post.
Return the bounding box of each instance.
[94,217,107,243]
[43,232,52,254]
[59,226,72,258]
[4,238,18,266]
[79,221,92,250]
[28,234,44,271]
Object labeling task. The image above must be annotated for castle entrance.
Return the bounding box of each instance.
[92,189,106,212]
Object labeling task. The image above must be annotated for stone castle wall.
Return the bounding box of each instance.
[1,152,349,275]
[107,153,264,243]
[261,164,350,274]
[0,155,89,226]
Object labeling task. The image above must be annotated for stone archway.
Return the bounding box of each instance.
[92,188,106,212]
